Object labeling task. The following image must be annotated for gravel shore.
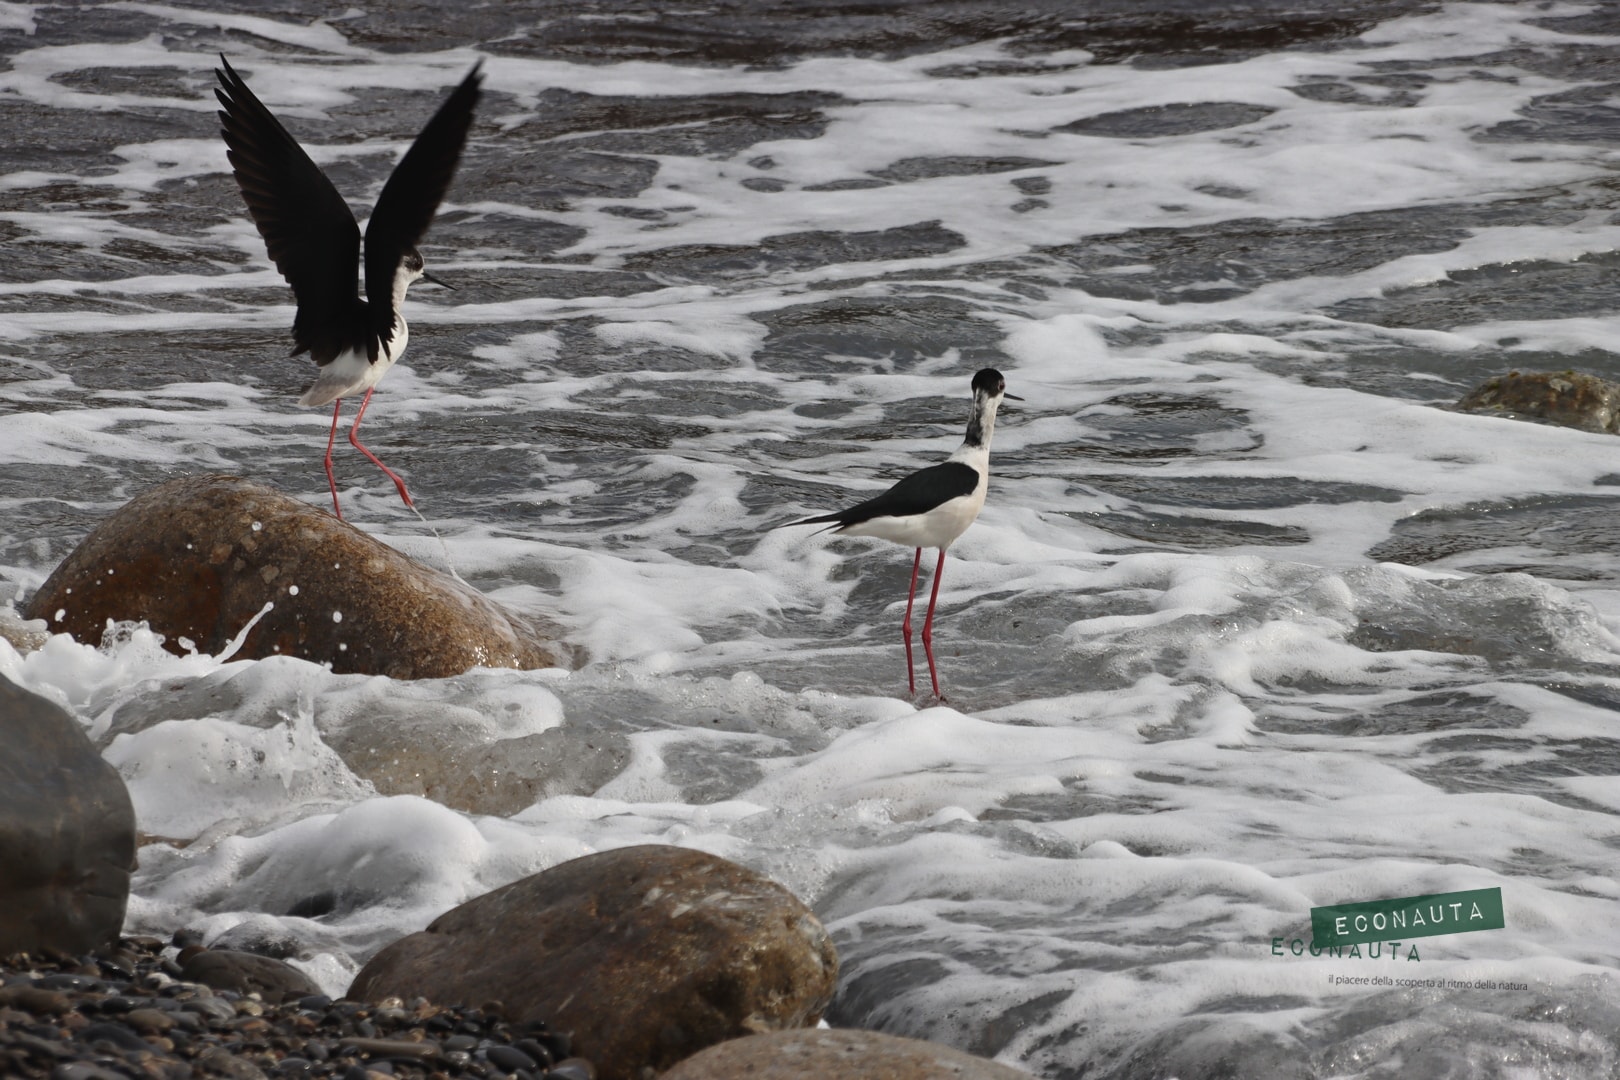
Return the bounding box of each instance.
[0,938,595,1080]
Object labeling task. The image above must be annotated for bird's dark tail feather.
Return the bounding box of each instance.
[779,512,847,535]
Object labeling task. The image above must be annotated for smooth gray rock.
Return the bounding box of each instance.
[0,675,135,956]
[178,948,320,1004]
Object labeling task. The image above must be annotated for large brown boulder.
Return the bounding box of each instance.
[23,474,572,679]
[658,1029,1034,1080]
[350,845,838,1080]
[1456,370,1620,434]
[0,675,135,957]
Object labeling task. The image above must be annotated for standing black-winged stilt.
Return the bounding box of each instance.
[784,368,1019,699]
[214,56,483,520]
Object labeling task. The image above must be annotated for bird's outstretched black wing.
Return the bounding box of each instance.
[788,461,980,531]
[364,64,483,350]
[215,56,363,365]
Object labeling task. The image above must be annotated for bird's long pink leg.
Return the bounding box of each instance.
[323,399,344,520]
[920,548,948,700]
[900,547,923,696]
[348,386,414,508]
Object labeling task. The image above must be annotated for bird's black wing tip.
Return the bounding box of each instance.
[778,513,844,532]
[780,510,866,540]
[452,60,485,95]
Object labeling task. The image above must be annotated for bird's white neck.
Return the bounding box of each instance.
[383,317,409,363]
[391,262,421,314]
[962,391,1001,451]
[948,395,1002,477]
[374,261,421,360]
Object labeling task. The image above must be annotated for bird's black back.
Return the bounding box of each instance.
[794,460,980,529]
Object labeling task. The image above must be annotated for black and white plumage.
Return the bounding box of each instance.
[786,368,1018,699]
[215,57,483,519]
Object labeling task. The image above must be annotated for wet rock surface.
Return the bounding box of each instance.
[1456,369,1620,434]
[0,675,135,958]
[22,475,574,679]
[351,845,838,1080]
[177,950,320,1006]
[1056,100,1277,137]
[658,1028,1033,1079]
[0,586,48,651]
[329,723,631,817]
[0,938,594,1080]
[92,664,631,819]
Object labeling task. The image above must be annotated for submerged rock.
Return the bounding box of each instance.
[328,722,631,817]
[350,845,838,1080]
[1109,1018,1312,1080]
[0,675,135,957]
[178,948,322,1004]
[22,474,573,679]
[95,665,630,818]
[658,1028,1034,1079]
[0,584,48,653]
[1456,370,1620,434]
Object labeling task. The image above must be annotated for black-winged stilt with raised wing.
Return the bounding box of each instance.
[784,368,1018,699]
[215,56,483,520]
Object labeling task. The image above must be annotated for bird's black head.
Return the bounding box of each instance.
[971,367,1023,404]
[400,246,454,290]
[972,368,1007,397]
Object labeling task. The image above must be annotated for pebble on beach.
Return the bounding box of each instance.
[0,937,595,1080]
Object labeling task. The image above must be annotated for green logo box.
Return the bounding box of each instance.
[1311,887,1504,948]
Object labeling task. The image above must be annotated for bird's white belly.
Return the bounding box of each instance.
[297,322,408,407]
[842,484,988,550]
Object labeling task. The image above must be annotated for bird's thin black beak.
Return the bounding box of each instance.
[421,270,455,290]
[1004,392,1025,401]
